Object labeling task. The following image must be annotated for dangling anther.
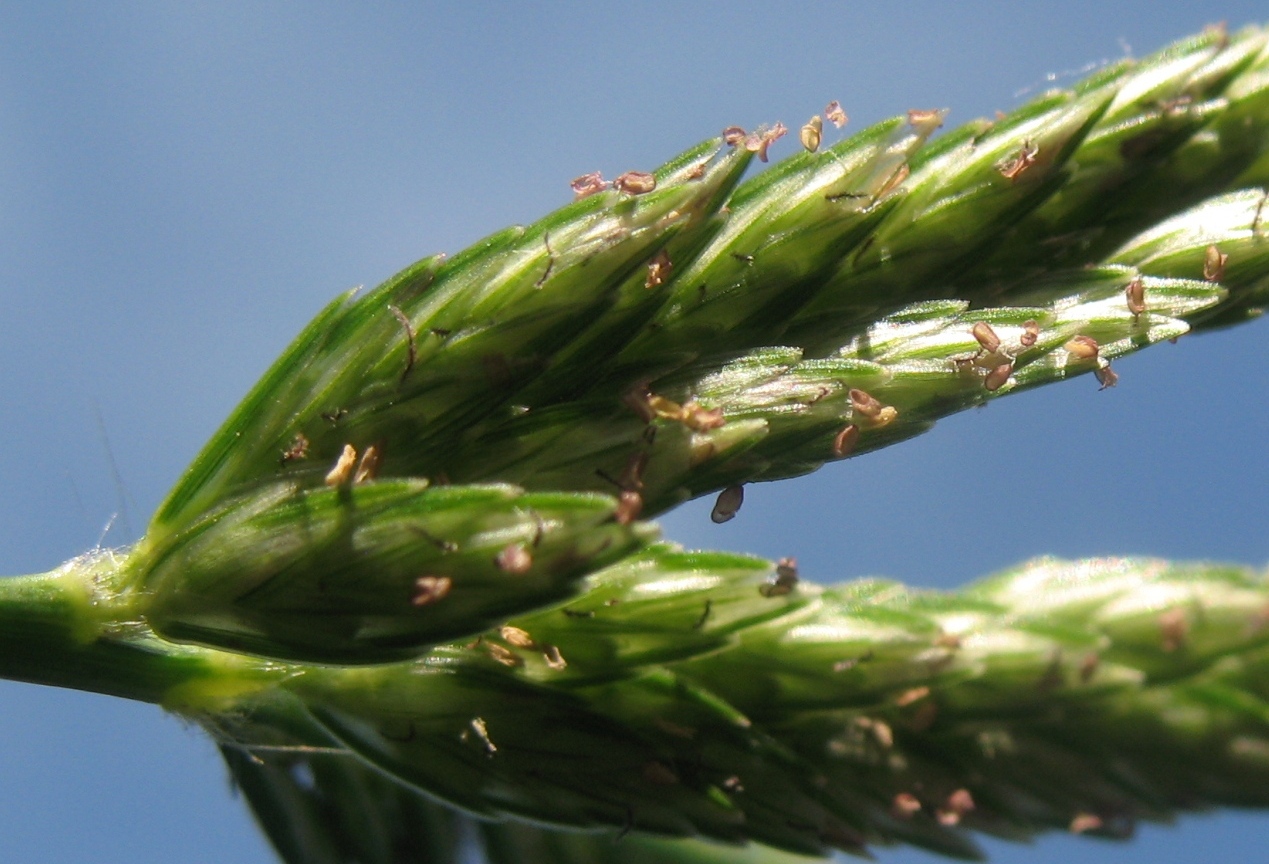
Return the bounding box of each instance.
[1125,277,1147,317]
[324,444,358,486]
[825,100,848,128]
[1203,244,1228,281]
[711,485,744,524]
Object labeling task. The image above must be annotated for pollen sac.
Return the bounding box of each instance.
[760,557,799,597]
[850,388,897,427]
[279,433,309,465]
[1203,244,1228,281]
[832,423,860,457]
[711,484,744,524]
[137,481,651,664]
[984,361,1013,392]
[722,126,747,146]
[849,388,884,419]
[412,576,452,607]
[971,321,1002,354]
[1125,277,1147,316]
[615,489,643,525]
[495,543,533,575]
[996,139,1039,181]
[353,444,381,484]
[1064,335,1100,361]
[645,249,673,289]
[745,123,787,162]
[800,114,823,152]
[1020,319,1040,348]
[613,170,657,195]
[906,108,945,135]
[681,401,725,431]
[825,100,848,128]
[570,171,608,200]
[324,443,358,486]
[892,793,922,819]
[1095,363,1119,390]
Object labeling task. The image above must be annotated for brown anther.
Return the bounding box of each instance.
[1064,335,1100,361]
[484,642,522,667]
[682,401,725,431]
[891,792,921,819]
[499,625,536,649]
[874,405,898,427]
[895,686,930,707]
[615,489,643,525]
[1095,364,1119,390]
[648,393,686,421]
[1070,813,1104,834]
[613,170,657,195]
[642,761,679,786]
[722,126,747,146]
[997,139,1039,181]
[832,423,860,457]
[279,433,309,465]
[495,543,532,575]
[542,644,567,670]
[1079,653,1100,683]
[324,443,358,486]
[856,717,894,748]
[1020,319,1040,348]
[760,557,799,597]
[1125,277,1147,316]
[907,109,944,133]
[570,171,608,200]
[1160,607,1189,652]
[971,321,1002,354]
[825,100,848,128]
[1203,244,1228,281]
[800,115,823,152]
[984,361,1013,392]
[711,484,744,524]
[684,161,707,180]
[353,444,381,484]
[849,388,884,419]
[945,788,975,817]
[645,249,673,289]
[745,123,787,162]
[412,575,452,607]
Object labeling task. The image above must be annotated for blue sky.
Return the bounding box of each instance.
[1,3,1267,862]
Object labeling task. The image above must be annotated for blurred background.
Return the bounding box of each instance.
[1,3,1266,862]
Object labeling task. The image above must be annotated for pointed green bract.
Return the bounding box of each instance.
[137,481,654,663]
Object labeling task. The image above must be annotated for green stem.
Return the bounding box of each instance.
[0,556,281,709]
